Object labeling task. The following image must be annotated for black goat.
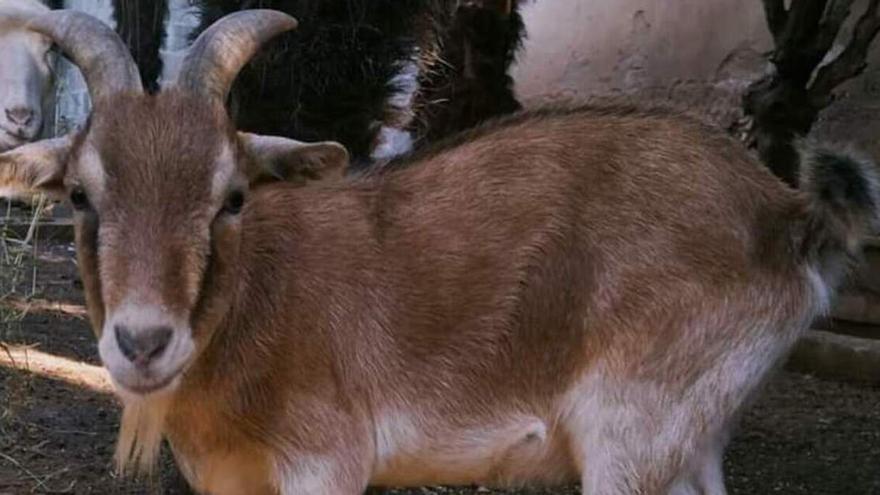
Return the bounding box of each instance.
[110,0,527,166]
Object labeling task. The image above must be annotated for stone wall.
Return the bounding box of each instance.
[511,0,880,154]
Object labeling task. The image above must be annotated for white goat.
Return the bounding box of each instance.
[0,0,54,152]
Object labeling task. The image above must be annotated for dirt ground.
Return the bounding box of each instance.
[2,239,880,494]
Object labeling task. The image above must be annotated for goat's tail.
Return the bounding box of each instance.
[797,141,879,292]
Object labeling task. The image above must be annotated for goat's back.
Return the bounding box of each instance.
[195,106,824,489]
[244,105,812,393]
[239,106,806,388]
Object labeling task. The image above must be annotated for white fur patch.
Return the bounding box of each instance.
[274,456,339,495]
[370,58,420,163]
[371,408,553,486]
[386,59,420,111]
[99,299,194,396]
[374,411,420,467]
[668,434,727,495]
[370,126,414,162]
[806,265,832,315]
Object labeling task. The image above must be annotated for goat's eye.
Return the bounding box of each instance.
[223,190,245,215]
[70,187,90,210]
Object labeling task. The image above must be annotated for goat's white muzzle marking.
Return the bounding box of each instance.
[99,301,195,396]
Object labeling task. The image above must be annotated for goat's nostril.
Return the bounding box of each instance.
[114,325,173,366]
[5,107,34,127]
[146,326,173,360]
[115,325,138,362]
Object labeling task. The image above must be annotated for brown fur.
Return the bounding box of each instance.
[109,97,799,488]
[4,88,877,493]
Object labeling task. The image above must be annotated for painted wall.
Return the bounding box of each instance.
[512,0,880,152]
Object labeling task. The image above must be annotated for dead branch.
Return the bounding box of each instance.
[811,0,880,104]
[763,0,789,42]
[743,0,880,186]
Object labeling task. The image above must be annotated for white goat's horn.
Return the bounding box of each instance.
[26,10,143,105]
[175,9,298,103]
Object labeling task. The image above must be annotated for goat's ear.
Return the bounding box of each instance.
[0,137,70,200]
[239,132,349,185]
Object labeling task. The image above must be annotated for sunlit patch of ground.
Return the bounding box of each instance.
[2,296,87,320]
[0,345,112,394]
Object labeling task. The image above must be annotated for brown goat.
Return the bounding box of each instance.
[1,9,878,495]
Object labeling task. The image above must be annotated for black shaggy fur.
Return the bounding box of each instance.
[810,151,876,213]
[112,0,169,93]
[798,144,880,282]
[411,0,524,143]
[194,0,432,166]
[107,0,528,166]
[194,0,527,167]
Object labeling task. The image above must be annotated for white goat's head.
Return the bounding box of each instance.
[0,0,54,151]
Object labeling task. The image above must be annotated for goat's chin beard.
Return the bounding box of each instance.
[111,366,184,476]
[111,368,180,476]
[115,390,174,476]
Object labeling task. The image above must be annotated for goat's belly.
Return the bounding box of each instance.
[370,413,577,488]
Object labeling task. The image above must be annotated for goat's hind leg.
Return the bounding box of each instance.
[565,379,723,495]
[668,432,728,495]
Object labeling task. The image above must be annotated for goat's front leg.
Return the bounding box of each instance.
[274,452,372,495]
[272,410,374,495]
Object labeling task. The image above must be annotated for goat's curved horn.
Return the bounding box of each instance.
[175,10,297,103]
[26,10,143,105]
